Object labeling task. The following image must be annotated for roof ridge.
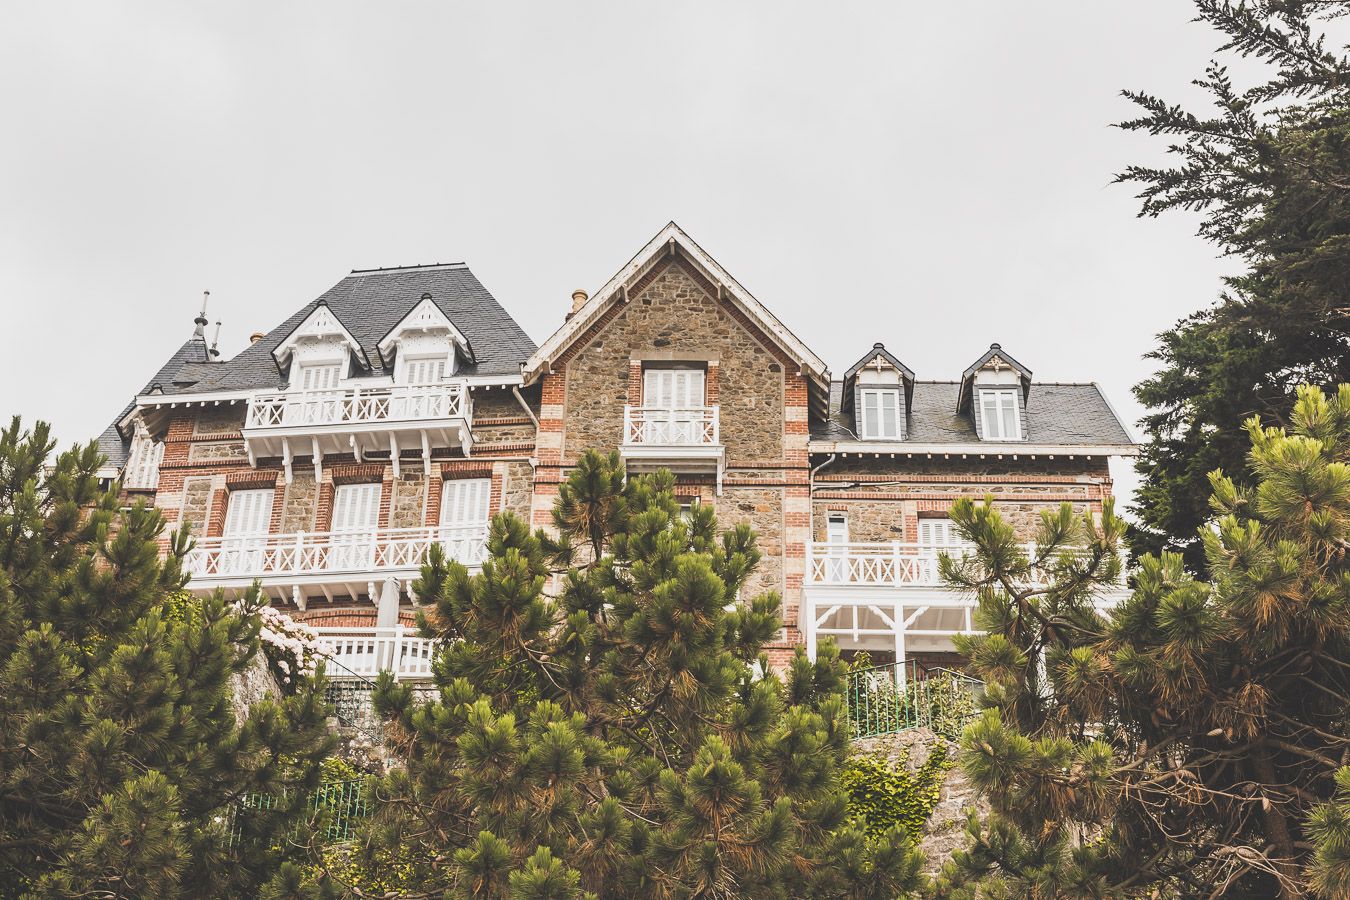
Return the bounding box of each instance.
[349,262,467,275]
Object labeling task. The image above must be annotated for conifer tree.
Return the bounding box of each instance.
[0,417,334,898]
[935,385,1350,898]
[1119,0,1350,568]
[362,450,922,898]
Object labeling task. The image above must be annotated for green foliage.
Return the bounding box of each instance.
[1119,0,1350,568]
[937,386,1350,898]
[0,416,335,898]
[841,747,949,840]
[343,450,924,898]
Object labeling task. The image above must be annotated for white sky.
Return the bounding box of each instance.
[0,2,1242,510]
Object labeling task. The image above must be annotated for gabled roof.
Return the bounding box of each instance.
[130,264,535,399]
[376,294,474,365]
[814,380,1136,452]
[522,222,831,412]
[98,337,216,471]
[271,301,365,369]
[957,343,1033,412]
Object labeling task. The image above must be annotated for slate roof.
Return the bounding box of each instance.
[97,337,215,469]
[814,380,1134,447]
[141,264,536,397]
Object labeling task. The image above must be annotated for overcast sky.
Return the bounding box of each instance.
[0,2,1243,509]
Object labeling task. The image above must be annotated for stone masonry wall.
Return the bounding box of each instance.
[561,260,785,464]
[279,473,318,533]
[389,472,427,528]
[714,487,785,602]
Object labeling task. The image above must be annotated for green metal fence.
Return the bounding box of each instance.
[226,778,372,847]
[845,661,983,740]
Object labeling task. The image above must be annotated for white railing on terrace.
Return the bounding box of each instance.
[245,383,471,431]
[806,541,1118,588]
[184,525,487,580]
[316,626,434,681]
[622,406,720,446]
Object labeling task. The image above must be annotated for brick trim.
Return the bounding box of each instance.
[225,470,279,489]
[330,464,385,485]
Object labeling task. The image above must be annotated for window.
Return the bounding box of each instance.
[296,361,342,392]
[640,367,707,444]
[824,515,849,582]
[979,389,1021,441]
[402,355,447,385]
[859,388,901,439]
[440,478,491,564]
[220,489,274,575]
[918,518,961,547]
[328,482,382,570]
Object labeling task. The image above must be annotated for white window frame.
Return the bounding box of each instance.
[220,488,274,575]
[859,387,902,440]
[294,359,345,392]
[440,477,492,565]
[328,482,382,570]
[979,389,1022,441]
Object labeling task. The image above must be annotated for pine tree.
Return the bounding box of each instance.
[1119,0,1350,569]
[935,385,1350,898]
[0,417,335,898]
[358,450,923,898]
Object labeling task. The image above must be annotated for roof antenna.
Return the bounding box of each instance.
[193,290,210,339]
[210,321,222,358]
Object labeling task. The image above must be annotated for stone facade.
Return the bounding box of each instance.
[279,473,318,533]
[389,472,427,529]
[180,476,214,536]
[561,260,786,464]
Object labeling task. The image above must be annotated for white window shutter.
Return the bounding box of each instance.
[441,478,491,529]
[223,489,273,536]
[333,483,381,532]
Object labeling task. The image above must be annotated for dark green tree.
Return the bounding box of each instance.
[934,385,1350,898]
[1119,0,1350,569]
[359,450,923,898]
[0,417,335,898]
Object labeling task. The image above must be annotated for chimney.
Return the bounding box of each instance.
[249,331,265,345]
[566,288,589,320]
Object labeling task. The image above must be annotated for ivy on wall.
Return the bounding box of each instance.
[841,745,950,840]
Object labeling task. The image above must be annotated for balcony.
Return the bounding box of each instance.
[803,541,1128,662]
[316,626,435,681]
[620,406,725,488]
[184,525,487,604]
[243,383,473,475]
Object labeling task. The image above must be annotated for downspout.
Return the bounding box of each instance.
[810,453,837,492]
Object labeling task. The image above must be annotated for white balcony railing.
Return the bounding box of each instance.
[245,383,471,431]
[316,625,435,681]
[807,542,965,588]
[806,541,1123,589]
[184,525,487,581]
[623,406,720,446]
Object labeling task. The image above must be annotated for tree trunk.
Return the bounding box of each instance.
[1249,741,1305,899]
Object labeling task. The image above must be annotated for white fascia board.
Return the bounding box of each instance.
[376,297,471,359]
[122,391,253,429]
[522,222,831,387]
[809,440,1140,457]
[272,303,363,366]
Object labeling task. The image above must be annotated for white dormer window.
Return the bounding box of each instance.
[378,296,472,383]
[980,389,1021,441]
[860,388,901,439]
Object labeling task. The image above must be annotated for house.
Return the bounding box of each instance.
[98,223,1135,677]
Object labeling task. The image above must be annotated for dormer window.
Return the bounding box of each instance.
[842,343,914,442]
[979,389,1021,441]
[378,294,474,384]
[860,388,901,439]
[272,303,363,391]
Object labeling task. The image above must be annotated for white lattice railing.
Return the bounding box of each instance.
[245,383,471,430]
[806,542,1121,588]
[122,435,164,490]
[622,406,720,446]
[315,626,435,681]
[184,526,487,580]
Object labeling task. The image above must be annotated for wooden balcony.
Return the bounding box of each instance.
[242,383,473,477]
[620,405,725,489]
[803,540,1128,662]
[184,525,486,604]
